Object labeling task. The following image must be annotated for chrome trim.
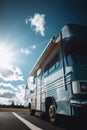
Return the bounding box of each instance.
[70,99,87,105]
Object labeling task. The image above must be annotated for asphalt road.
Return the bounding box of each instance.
[0,112,87,130]
[0,112,30,130]
[17,112,64,130]
[0,112,64,130]
[17,112,87,130]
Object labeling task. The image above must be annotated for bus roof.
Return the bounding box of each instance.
[29,23,87,76]
[29,36,61,76]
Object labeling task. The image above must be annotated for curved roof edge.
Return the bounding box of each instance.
[61,23,87,40]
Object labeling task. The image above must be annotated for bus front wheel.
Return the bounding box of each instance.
[49,104,56,123]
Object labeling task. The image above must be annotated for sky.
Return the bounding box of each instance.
[0,0,87,105]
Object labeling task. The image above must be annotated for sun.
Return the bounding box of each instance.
[0,43,15,69]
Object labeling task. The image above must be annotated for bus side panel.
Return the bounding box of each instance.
[41,91,46,112]
[41,68,72,116]
[36,93,40,110]
[31,93,36,110]
[56,83,71,115]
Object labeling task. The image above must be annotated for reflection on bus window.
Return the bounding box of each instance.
[44,53,60,77]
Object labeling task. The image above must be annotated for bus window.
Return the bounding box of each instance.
[49,64,56,73]
[44,53,60,77]
[65,41,87,66]
[67,55,74,66]
[44,70,49,77]
[56,61,60,68]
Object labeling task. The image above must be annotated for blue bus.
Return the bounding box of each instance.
[25,23,87,123]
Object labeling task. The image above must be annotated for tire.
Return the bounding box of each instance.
[49,104,56,124]
[30,109,36,116]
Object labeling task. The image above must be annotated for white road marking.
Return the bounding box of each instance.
[13,112,43,130]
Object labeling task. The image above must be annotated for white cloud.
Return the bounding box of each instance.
[0,97,11,105]
[0,84,25,105]
[31,45,36,49]
[26,13,45,36]
[0,88,15,100]
[20,48,32,55]
[25,19,29,25]
[0,82,17,91]
[0,88,13,96]
[0,65,24,82]
[17,84,25,93]
[20,44,36,55]
[13,85,25,105]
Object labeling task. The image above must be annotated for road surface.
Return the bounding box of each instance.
[0,112,63,130]
[17,112,87,130]
[0,112,87,130]
[0,112,30,130]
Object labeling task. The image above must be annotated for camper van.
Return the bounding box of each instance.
[25,24,87,123]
